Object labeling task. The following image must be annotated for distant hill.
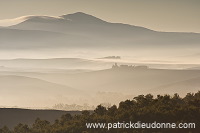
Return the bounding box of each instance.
[10,67,200,96]
[1,58,199,70]
[152,76,200,95]
[0,108,80,128]
[0,28,65,49]
[0,12,197,50]
[0,58,114,70]
[186,66,200,70]
[1,66,200,106]
[0,75,81,107]
[55,68,200,95]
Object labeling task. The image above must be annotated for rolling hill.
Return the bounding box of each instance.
[2,67,200,96]
[1,12,198,50]
[152,76,200,95]
[51,68,200,95]
[0,58,114,70]
[0,75,82,107]
[1,65,200,107]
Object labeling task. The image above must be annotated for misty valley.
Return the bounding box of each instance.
[0,58,200,109]
[0,12,200,132]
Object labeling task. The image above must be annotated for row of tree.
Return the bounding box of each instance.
[1,91,200,133]
[53,103,95,111]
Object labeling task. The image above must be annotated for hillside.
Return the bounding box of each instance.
[0,28,65,49]
[152,76,200,95]
[0,58,113,70]
[2,67,200,96]
[2,12,199,50]
[1,92,199,132]
[0,108,80,128]
[28,68,200,94]
[0,75,81,107]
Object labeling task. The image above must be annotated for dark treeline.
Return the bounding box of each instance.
[1,91,200,133]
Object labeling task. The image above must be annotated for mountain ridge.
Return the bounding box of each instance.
[10,12,155,35]
[0,12,199,52]
[7,12,199,34]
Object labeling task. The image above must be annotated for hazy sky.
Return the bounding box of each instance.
[0,0,199,33]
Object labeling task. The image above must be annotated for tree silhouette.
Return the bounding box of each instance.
[1,91,200,133]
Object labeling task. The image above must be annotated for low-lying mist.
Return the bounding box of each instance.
[0,55,200,109]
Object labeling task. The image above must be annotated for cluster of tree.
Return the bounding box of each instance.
[102,56,121,59]
[53,103,95,111]
[1,91,200,133]
[112,63,148,70]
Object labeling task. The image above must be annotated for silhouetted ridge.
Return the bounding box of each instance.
[23,16,66,23]
[60,12,107,24]
[6,12,200,50]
